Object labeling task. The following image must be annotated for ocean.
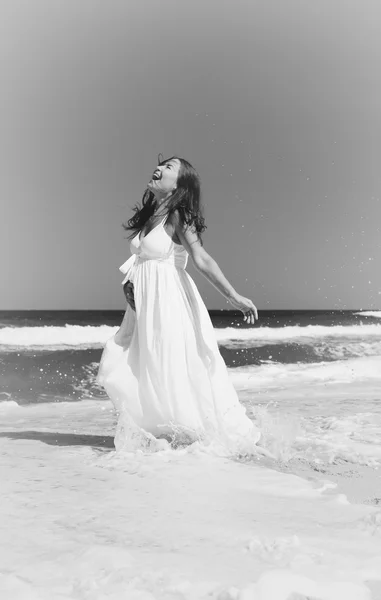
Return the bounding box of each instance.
[1,308,381,470]
[1,309,381,598]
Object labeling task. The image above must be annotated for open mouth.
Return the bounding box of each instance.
[151,171,161,181]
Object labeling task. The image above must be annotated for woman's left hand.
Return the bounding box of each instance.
[123,281,136,311]
[228,294,258,325]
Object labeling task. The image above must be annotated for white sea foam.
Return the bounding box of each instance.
[0,400,20,411]
[0,324,115,349]
[216,324,381,347]
[228,358,381,466]
[229,355,381,390]
[1,322,381,349]
[355,311,381,318]
[313,339,381,359]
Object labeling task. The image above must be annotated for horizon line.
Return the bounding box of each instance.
[0,308,379,313]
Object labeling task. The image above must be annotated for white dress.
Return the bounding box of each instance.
[97,216,260,453]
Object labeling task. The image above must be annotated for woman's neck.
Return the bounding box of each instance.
[152,190,173,206]
[152,195,172,215]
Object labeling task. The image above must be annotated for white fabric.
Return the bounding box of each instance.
[97,217,260,453]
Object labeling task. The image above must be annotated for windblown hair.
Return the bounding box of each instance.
[122,155,207,245]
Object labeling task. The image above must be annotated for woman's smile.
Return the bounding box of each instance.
[147,159,181,195]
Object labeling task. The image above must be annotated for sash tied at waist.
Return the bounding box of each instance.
[119,253,187,285]
[119,254,138,286]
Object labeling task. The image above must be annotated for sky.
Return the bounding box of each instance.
[1,0,381,310]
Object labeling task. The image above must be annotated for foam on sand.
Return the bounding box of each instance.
[1,401,381,599]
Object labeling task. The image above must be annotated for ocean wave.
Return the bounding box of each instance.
[229,355,381,390]
[354,310,381,318]
[2,353,381,469]
[312,339,381,360]
[1,323,381,349]
[0,324,116,349]
[216,324,381,346]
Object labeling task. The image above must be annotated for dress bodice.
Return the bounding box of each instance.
[119,216,188,284]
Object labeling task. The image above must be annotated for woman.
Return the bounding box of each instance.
[97,155,260,453]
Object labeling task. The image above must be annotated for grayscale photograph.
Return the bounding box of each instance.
[1,1,381,598]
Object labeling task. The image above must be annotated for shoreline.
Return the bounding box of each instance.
[4,428,380,506]
[2,398,381,508]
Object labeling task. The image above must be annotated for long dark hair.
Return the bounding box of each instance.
[122,155,207,245]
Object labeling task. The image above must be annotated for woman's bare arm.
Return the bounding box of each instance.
[173,211,258,323]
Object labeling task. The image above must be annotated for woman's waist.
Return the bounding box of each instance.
[119,253,187,284]
[136,254,188,268]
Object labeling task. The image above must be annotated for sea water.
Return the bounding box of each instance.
[1,309,381,599]
[1,309,380,472]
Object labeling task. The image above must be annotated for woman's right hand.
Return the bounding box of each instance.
[228,293,258,325]
[123,281,136,312]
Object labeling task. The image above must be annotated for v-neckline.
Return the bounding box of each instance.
[139,217,165,242]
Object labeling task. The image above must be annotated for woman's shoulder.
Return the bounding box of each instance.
[170,209,191,231]
[164,210,182,245]
[168,209,181,225]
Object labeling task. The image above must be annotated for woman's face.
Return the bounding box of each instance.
[147,158,181,196]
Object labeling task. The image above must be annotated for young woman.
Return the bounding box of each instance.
[97,155,261,453]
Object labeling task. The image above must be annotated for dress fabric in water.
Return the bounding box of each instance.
[97,216,260,453]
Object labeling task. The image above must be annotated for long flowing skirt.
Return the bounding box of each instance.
[97,261,260,453]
